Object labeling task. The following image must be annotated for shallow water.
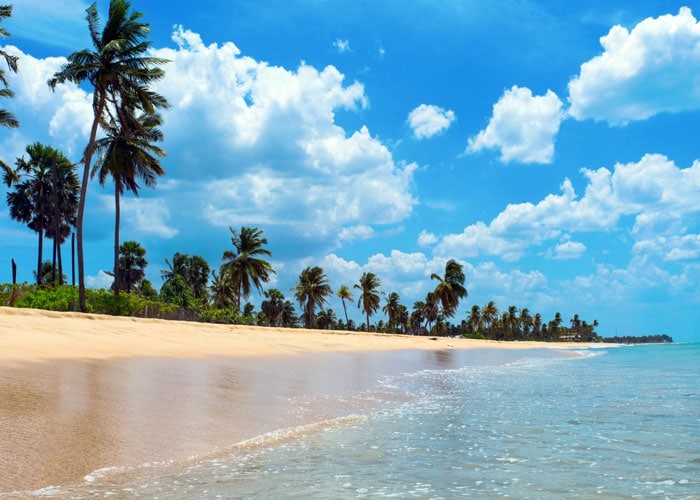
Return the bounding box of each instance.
[6,344,700,498]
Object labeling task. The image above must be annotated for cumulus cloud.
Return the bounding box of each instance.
[548,239,586,260]
[144,27,416,252]
[1,46,92,157]
[434,154,700,262]
[407,104,455,139]
[417,230,438,247]
[467,86,563,164]
[333,39,351,54]
[568,7,700,124]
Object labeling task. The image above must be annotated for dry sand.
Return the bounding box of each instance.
[0,306,593,360]
[0,307,597,494]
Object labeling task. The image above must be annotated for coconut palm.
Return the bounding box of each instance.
[4,143,78,284]
[482,300,499,337]
[261,288,285,327]
[221,226,275,309]
[210,268,235,309]
[336,284,354,329]
[465,304,482,335]
[161,252,210,303]
[292,266,332,329]
[49,0,169,311]
[93,109,165,295]
[0,4,18,177]
[430,259,468,319]
[382,291,402,333]
[354,272,381,331]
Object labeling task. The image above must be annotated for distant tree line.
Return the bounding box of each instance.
[601,334,673,344]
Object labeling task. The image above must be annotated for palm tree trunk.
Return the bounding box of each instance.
[341,299,349,329]
[36,228,43,285]
[77,92,106,311]
[57,239,63,285]
[113,184,121,295]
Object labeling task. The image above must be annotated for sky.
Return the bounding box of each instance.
[1,0,699,342]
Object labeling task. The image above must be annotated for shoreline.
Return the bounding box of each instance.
[0,306,606,361]
[0,307,607,493]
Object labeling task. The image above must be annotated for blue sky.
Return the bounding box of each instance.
[2,0,699,341]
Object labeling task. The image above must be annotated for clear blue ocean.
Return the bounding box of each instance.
[42,344,699,498]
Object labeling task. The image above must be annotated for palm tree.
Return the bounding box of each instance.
[0,4,18,177]
[161,252,209,305]
[520,308,533,339]
[354,272,381,331]
[210,268,235,309]
[430,259,468,319]
[397,304,409,334]
[261,288,285,327]
[115,240,147,293]
[382,291,402,333]
[93,110,165,295]
[423,291,439,332]
[49,0,169,311]
[316,309,337,330]
[482,300,499,337]
[410,300,426,335]
[336,284,354,329]
[221,226,275,310]
[465,304,481,335]
[292,266,332,329]
[4,144,78,284]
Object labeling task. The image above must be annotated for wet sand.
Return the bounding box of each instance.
[0,307,590,493]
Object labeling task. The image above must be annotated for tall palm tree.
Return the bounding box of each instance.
[4,143,78,284]
[355,272,381,331]
[93,110,165,295]
[0,4,18,178]
[292,266,332,329]
[336,284,354,328]
[520,308,533,338]
[382,291,402,333]
[221,226,275,309]
[49,0,168,311]
[430,259,468,319]
[410,300,426,335]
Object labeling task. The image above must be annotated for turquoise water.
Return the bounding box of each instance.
[45,344,700,498]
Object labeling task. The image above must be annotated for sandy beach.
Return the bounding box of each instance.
[0,307,595,494]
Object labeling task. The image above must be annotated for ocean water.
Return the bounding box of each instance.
[36,344,700,498]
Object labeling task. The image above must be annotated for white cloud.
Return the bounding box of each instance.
[417,230,438,247]
[568,7,700,124]
[86,270,113,290]
[1,46,92,157]
[144,28,415,250]
[434,154,700,262]
[467,86,563,164]
[333,39,352,54]
[549,239,586,260]
[407,104,455,139]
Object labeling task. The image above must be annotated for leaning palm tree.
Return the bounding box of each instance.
[292,266,332,329]
[336,284,354,328]
[221,226,275,310]
[93,109,165,295]
[49,0,168,311]
[430,259,468,319]
[354,272,381,331]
